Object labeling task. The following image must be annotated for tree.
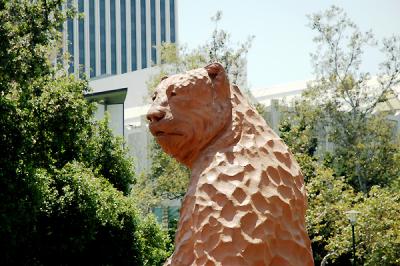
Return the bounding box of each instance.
[282,5,400,192]
[277,6,400,264]
[85,116,136,195]
[305,163,400,265]
[132,140,190,214]
[306,6,400,192]
[305,162,359,265]
[206,11,254,87]
[0,1,170,264]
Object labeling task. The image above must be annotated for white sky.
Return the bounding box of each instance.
[178,0,400,89]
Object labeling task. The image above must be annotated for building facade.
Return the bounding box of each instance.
[61,0,178,173]
[63,0,177,78]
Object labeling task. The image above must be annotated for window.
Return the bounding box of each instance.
[169,0,175,43]
[78,0,85,77]
[150,0,156,64]
[121,0,127,74]
[140,0,147,69]
[85,88,127,138]
[100,0,106,74]
[110,0,117,75]
[160,0,166,43]
[131,0,137,70]
[67,1,74,73]
[89,0,96,77]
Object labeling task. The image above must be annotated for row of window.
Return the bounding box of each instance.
[66,0,176,78]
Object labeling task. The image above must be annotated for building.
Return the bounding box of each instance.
[63,0,177,78]
[62,0,178,172]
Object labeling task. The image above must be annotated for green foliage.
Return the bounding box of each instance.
[0,1,170,265]
[329,113,400,191]
[24,76,94,169]
[277,6,400,264]
[4,162,171,265]
[354,187,400,265]
[307,170,400,265]
[1,75,169,264]
[137,214,173,266]
[305,163,360,264]
[132,140,189,214]
[0,0,67,90]
[282,93,400,193]
[31,163,144,265]
[303,5,400,192]
[131,172,161,214]
[279,100,320,158]
[150,140,190,201]
[254,102,267,118]
[84,116,136,195]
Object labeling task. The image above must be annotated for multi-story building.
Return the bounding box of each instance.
[63,0,177,78]
[62,0,178,172]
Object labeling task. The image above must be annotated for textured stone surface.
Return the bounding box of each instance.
[147,63,314,266]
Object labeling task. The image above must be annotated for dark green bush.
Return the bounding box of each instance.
[0,76,171,265]
[0,2,171,264]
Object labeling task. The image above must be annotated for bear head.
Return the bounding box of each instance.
[147,63,232,167]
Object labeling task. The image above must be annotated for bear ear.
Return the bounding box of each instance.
[204,62,225,80]
[204,62,230,100]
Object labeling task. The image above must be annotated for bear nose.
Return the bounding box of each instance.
[146,108,166,123]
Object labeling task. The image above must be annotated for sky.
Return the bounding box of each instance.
[178,0,400,90]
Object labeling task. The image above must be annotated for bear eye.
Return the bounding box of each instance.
[151,94,156,101]
[166,85,177,98]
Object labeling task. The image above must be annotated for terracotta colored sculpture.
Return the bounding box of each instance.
[147,63,314,266]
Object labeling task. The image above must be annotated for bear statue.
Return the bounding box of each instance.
[146,63,314,266]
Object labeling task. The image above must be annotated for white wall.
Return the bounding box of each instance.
[89,66,160,109]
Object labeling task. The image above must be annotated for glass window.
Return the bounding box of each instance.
[150,0,156,64]
[121,0,127,74]
[169,0,175,43]
[160,0,166,43]
[110,0,116,75]
[67,1,74,74]
[85,89,127,138]
[89,0,96,77]
[100,0,106,74]
[130,0,137,71]
[140,0,147,69]
[78,0,85,77]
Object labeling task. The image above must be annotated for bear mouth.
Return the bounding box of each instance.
[155,130,183,137]
[155,130,166,136]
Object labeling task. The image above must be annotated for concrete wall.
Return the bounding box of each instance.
[89,66,159,108]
